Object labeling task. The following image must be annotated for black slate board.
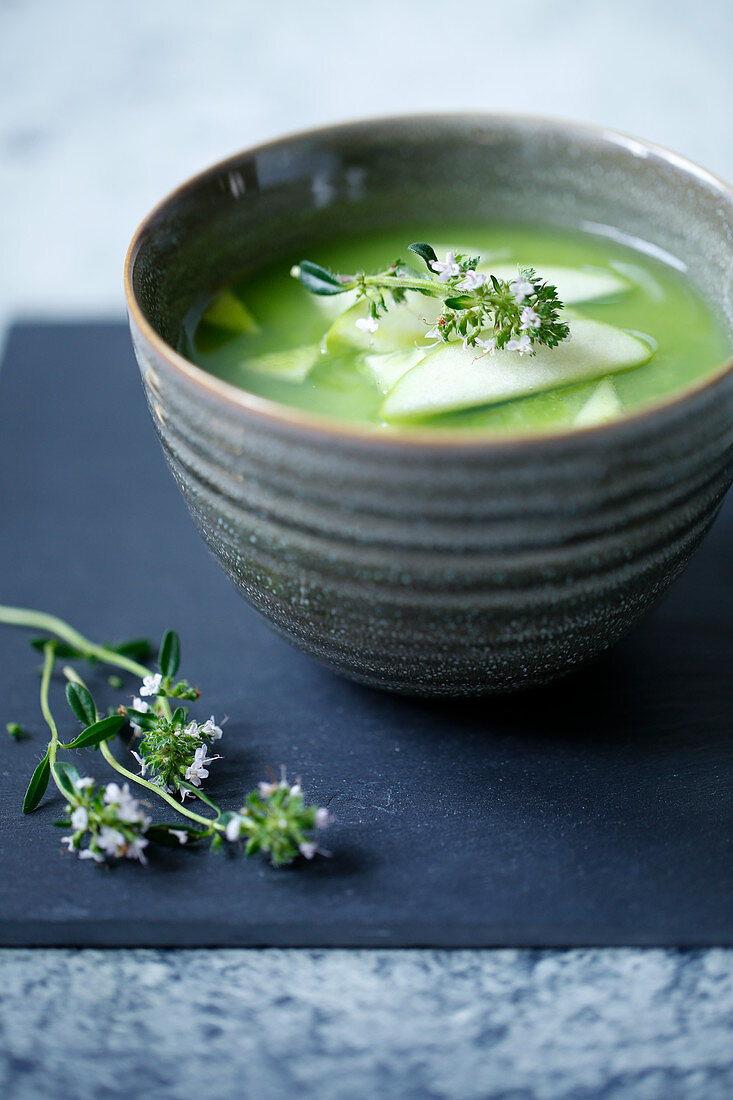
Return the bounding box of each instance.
[0,322,731,947]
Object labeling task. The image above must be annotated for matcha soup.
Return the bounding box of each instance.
[181,223,729,434]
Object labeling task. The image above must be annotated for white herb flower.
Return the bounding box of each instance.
[70,806,89,831]
[509,272,534,303]
[103,781,131,806]
[131,750,147,777]
[74,776,94,790]
[60,835,77,853]
[299,841,317,860]
[431,250,461,282]
[104,781,149,825]
[200,716,223,741]
[258,780,279,797]
[182,721,201,740]
[315,807,332,830]
[459,269,486,291]
[124,835,149,865]
[78,847,104,862]
[225,816,242,842]
[520,305,541,329]
[355,316,379,334]
[506,334,533,355]
[96,826,127,858]
[184,744,219,787]
[139,673,162,698]
[474,336,497,356]
[170,830,189,845]
[129,696,149,734]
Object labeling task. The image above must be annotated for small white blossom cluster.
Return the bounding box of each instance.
[128,678,224,800]
[222,770,333,866]
[61,777,151,865]
[415,253,564,356]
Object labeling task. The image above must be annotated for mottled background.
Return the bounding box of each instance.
[1,1,731,1097]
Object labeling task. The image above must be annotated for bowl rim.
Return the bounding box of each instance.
[124,111,733,449]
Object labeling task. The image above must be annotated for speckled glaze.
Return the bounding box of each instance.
[125,115,733,696]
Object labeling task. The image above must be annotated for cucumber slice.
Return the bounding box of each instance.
[381,320,652,422]
[243,345,320,382]
[573,381,624,426]
[325,298,442,353]
[482,264,629,304]
[364,348,426,393]
[201,290,261,334]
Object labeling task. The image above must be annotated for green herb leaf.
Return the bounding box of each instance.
[159,630,180,678]
[443,294,475,310]
[109,638,153,661]
[22,754,50,813]
[296,261,347,296]
[407,243,438,270]
[65,681,97,726]
[52,760,81,801]
[29,637,86,660]
[125,707,157,731]
[171,705,187,727]
[145,823,208,847]
[63,713,125,750]
[7,722,26,740]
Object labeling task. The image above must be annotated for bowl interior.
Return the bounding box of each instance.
[129,115,733,360]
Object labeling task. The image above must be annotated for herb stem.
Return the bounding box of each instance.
[0,605,150,678]
[0,604,173,720]
[358,273,446,295]
[98,739,221,829]
[39,641,59,768]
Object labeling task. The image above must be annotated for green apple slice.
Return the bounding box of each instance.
[481,264,629,304]
[573,381,624,426]
[364,348,425,392]
[201,290,261,334]
[243,345,321,382]
[381,319,652,422]
[309,287,360,320]
[325,297,442,353]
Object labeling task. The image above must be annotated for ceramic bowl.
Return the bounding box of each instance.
[125,115,733,696]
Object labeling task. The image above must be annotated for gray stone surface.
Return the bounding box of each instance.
[1,1,732,1096]
[1,949,732,1099]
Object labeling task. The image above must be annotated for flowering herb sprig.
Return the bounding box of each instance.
[222,771,332,866]
[292,243,570,355]
[57,771,152,864]
[0,604,332,868]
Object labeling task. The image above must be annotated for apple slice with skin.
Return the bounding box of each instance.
[381,319,652,422]
[325,297,442,353]
[364,348,425,392]
[201,290,261,334]
[573,380,624,426]
[243,345,321,382]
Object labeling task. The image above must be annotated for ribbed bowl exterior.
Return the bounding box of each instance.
[126,116,733,695]
[131,319,733,695]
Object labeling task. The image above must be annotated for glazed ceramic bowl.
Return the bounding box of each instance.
[125,115,733,696]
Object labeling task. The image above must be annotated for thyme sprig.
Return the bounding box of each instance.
[1,605,332,868]
[292,242,570,355]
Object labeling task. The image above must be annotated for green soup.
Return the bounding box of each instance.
[181,223,730,433]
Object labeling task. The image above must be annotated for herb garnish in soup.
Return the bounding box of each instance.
[182,225,729,433]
